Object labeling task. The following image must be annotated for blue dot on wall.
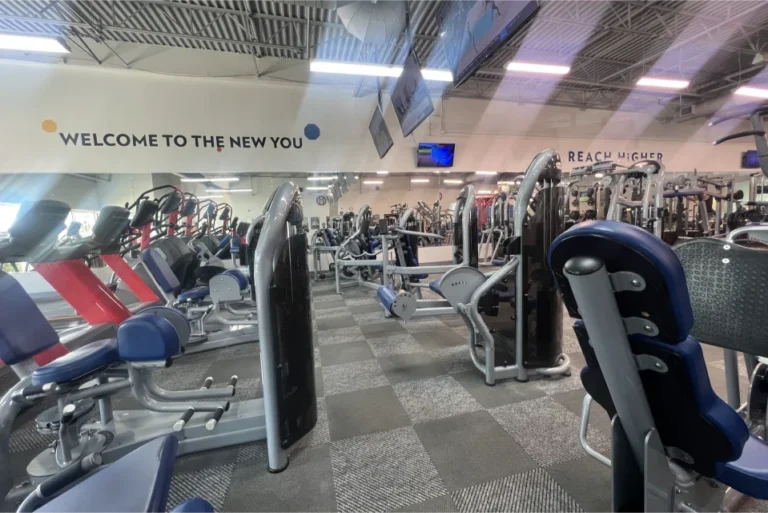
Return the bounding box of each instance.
[304,123,320,140]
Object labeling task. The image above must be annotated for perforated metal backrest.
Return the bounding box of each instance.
[674,238,768,354]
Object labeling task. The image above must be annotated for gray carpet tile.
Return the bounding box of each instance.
[378,352,448,384]
[168,463,236,512]
[451,468,584,513]
[326,386,411,441]
[319,340,375,366]
[415,411,537,490]
[331,426,448,512]
[322,359,390,396]
[367,333,424,357]
[316,326,366,346]
[393,375,484,424]
[490,397,611,467]
[399,317,456,334]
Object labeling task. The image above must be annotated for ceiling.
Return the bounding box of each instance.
[1,0,767,114]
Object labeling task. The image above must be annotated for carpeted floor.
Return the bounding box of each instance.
[4,278,766,512]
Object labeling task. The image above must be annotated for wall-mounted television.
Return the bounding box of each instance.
[369,105,394,159]
[417,143,456,168]
[391,51,434,137]
[440,0,540,87]
[742,150,760,169]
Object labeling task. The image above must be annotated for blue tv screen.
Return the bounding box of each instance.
[742,150,760,169]
[417,143,456,168]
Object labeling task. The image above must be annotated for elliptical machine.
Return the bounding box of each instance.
[438,149,571,385]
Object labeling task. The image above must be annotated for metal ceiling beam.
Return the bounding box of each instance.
[0,12,302,52]
[598,2,768,84]
[623,0,766,34]
[476,67,707,98]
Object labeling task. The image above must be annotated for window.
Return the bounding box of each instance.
[0,202,21,233]
[65,210,99,237]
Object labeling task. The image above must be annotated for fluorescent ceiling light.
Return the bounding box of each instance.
[363,180,384,185]
[308,176,336,181]
[476,171,498,176]
[0,34,69,54]
[443,179,464,184]
[376,171,389,175]
[354,175,359,179]
[636,77,689,89]
[595,173,605,178]
[411,178,430,183]
[306,186,330,191]
[421,68,453,82]
[197,195,223,199]
[206,188,253,193]
[734,86,768,99]
[181,176,239,183]
[310,60,452,82]
[506,61,570,75]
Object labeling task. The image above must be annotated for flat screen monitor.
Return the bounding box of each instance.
[368,105,394,159]
[742,150,760,169]
[417,143,456,168]
[440,1,540,87]
[391,51,435,137]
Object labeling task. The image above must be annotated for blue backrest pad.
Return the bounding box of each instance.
[549,221,693,344]
[141,248,181,293]
[0,271,60,365]
[117,314,180,361]
[38,435,178,513]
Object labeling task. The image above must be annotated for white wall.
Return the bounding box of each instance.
[96,173,154,210]
[0,59,759,176]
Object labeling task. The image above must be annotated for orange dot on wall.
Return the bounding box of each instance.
[41,120,58,133]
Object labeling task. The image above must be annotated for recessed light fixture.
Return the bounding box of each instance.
[595,173,605,178]
[636,77,689,89]
[475,171,498,176]
[354,175,359,179]
[411,178,430,183]
[363,180,384,185]
[306,186,330,191]
[376,171,389,175]
[206,188,253,193]
[181,176,239,183]
[307,176,336,181]
[506,61,570,75]
[310,60,453,82]
[734,86,768,99]
[443,179,464,184]
[0,34,69,54]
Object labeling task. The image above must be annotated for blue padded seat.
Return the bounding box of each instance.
[177,286,209,301]
[216,234,232,252]
[37,435,185,513]
[377,286,397,313]
[491,258,505,266]
[0,271,61,365]
[223,269,248,290]
[429,280,444,298]
[31,339,119,386]
[117,314,180,362]
[172,498,215,513]
[717,435,768,499]
[142,248,180,294]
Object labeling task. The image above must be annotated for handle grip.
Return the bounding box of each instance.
[205,403,228,431]
[174,407,195,432]
[201,377,213,390]
[713,130,766,145]
[38,453,103,498]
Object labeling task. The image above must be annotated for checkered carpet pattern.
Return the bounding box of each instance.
[4,279,767,512]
